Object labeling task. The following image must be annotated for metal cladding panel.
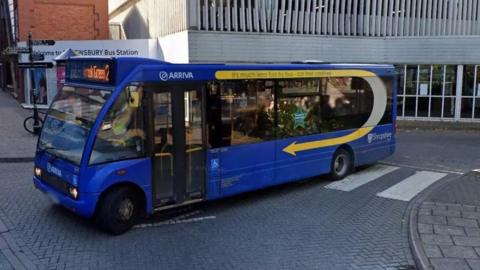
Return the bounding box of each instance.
[112,0,188,38]
[188,31,480,64]
[115,0,480,39]
[189,0,479,37]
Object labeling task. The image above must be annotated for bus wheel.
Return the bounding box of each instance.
[330,148,353,180]
[95,187,140,235]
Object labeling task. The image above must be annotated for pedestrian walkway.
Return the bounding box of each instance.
[377,171,446,202]
[0,90,40,269]
[411,171,480,270]
[325,164,448,202]
[0,90,37,161]
[325,164,399,191]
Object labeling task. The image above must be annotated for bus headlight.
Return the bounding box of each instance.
[34,167,42,178]
[69,186,79,200]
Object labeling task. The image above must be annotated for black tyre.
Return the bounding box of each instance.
[23,116,43,135]
[330,148,353,180]
[95,187,142,235]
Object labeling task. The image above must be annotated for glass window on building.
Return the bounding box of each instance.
[443,66,457,118]
[430,65,444,117]
[404,65,418,117]
[417,65,431,117]
[475,66,480,119]
[461,65,475,118]
[397,64,460,119]
[405,65,418,95]
[396,65,405,117]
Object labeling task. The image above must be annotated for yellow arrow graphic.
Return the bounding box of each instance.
[281,74,388,156]
[214,68,388,157]
[282,127,374,156]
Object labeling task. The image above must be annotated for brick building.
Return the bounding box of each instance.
[6,0,109,103]
[17,0,108,41]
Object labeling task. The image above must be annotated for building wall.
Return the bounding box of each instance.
[158,31,189,63]
[17,0,109,41]
[191,0,480,37]
[109,0,188,39]
[188,31,480,64]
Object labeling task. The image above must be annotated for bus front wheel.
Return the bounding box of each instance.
[95,187,141,235]
[330,148,353,180]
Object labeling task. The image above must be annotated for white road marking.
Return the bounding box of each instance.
[325,165,400,192]
[379,161,464,175]
[167,210,203,220]
[376,171,447,201]
[134,215,216,229]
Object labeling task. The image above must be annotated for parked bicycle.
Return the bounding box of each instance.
[23,89,44,135]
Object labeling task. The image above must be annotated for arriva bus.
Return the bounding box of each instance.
[33,57,396,234]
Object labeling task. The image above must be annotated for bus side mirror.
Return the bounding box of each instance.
[129,91,140,108]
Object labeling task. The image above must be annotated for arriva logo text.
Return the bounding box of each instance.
[159,71,194,81]
[367,132,393,144]
[47,163,62,178]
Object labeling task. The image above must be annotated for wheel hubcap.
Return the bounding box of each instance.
[117,198,134,221]
[334,155,346,175]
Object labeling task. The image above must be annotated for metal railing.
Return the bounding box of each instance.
[191,0,480,36]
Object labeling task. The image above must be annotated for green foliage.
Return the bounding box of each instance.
[277,101,321,137]
[276,100,345,137]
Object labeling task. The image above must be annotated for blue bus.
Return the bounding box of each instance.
[33,57,396,234]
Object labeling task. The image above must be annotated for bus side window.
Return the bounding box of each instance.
[276,78,323,137]
[206,80,275,148]
[276,77,375,137]
[206,82,229,148]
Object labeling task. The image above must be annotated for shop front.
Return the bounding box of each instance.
[18,39,160,108]
[397,65,480,121]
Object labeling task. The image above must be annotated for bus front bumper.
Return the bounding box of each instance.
[33,177,98,218]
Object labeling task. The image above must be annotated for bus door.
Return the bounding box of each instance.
[149,83,206,206]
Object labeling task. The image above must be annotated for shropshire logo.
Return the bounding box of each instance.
[367,132,393,144]
[159,71,194,81]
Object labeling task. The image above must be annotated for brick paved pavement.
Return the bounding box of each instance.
[0,90,417,269]
[0,103,476,270]
[0,162,418,270]
[0,90,37,161]
[411,172,480,270]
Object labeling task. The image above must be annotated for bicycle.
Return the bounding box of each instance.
[23,89,45,135]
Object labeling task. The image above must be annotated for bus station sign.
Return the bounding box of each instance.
[18,39,159,63]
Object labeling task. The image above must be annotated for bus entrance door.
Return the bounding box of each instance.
[151,84,206,206]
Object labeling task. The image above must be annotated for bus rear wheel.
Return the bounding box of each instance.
[95,187,141,235]
[330,148,353,180]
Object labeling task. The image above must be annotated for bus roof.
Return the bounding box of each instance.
[65,56,395,88]
[68,56,394,69]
